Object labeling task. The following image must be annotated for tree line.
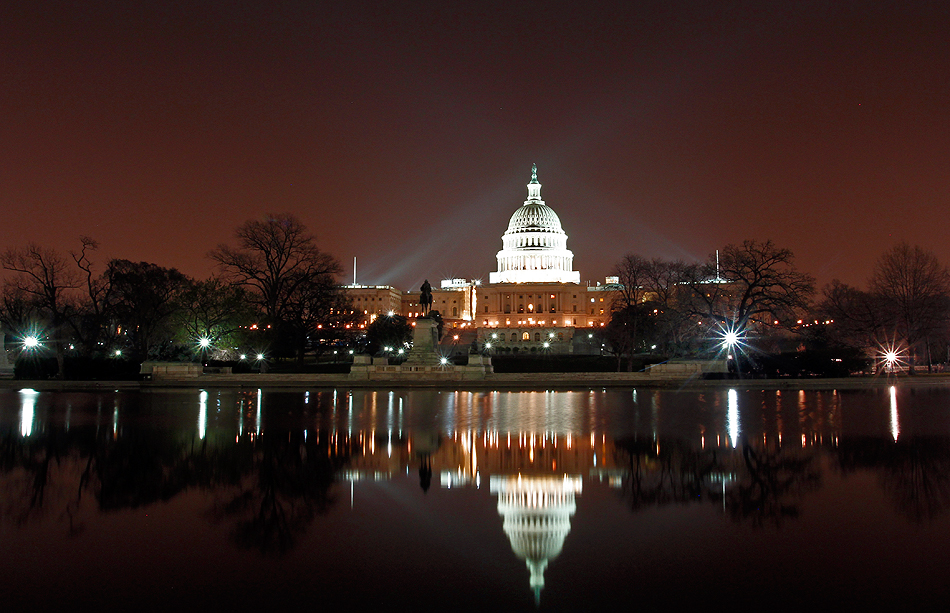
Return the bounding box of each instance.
[604,239,950,374]
[1,213,353,378]
[5,214,947,378]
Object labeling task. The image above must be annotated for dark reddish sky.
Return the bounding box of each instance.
[2,1,948,291]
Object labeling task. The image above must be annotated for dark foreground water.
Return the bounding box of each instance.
[3,385,950,610]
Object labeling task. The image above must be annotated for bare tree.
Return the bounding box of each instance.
[68,237,116,354]
[684,240,815,335]
[817,280,888,350]
[209,213,343,361]
[612,254,652,310]
[107,260,188,360]
[643,258,697,353]
[1,244,81,377]
[603,255,659,369]
[174,276,255,353]
[869,242,950,371]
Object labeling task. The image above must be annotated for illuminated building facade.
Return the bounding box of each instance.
[470,165,613,352]
[343,284,403,329]
[489,164,580,285]
[345,165,615,351]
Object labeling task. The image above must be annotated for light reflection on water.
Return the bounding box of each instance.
[1,385,949,610]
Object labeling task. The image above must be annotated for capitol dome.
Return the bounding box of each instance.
[505,199,564,234]
[489,165,581,284]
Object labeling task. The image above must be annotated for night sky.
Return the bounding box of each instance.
[3,1,948,292]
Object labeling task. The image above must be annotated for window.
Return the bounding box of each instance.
[534,332,541,341]
[521,332,529,341]
[572,305,577,312]
[453,307,458,316]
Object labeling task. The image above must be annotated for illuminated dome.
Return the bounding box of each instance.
[505,200,564,234]
[489,165,581,284]
[490,475,583,604]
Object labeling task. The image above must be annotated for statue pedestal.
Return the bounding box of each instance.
[403,318,442,366]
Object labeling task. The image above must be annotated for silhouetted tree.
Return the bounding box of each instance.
[364,313,413,356]
[108,260,188,360]
[209,214,344,361]
[602,304,656,371]
[174,276,255,357]
[1,244,80,377]
[67,237,117,355]
[817,280,888,351]
[869,243,950,372]
[683,239,815,338]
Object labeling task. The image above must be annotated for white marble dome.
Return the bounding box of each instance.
[489,165,581,285]
[505,200,564,235]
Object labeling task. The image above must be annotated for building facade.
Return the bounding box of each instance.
[344,165,615,352]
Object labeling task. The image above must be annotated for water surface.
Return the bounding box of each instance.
[3,385,950,610]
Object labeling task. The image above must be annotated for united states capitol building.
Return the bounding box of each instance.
[347,165,615,353]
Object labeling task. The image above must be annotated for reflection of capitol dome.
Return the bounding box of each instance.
[489,165,581,284]
[490,474,583,603]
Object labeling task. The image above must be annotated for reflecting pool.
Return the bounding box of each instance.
[3,385,950,610]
